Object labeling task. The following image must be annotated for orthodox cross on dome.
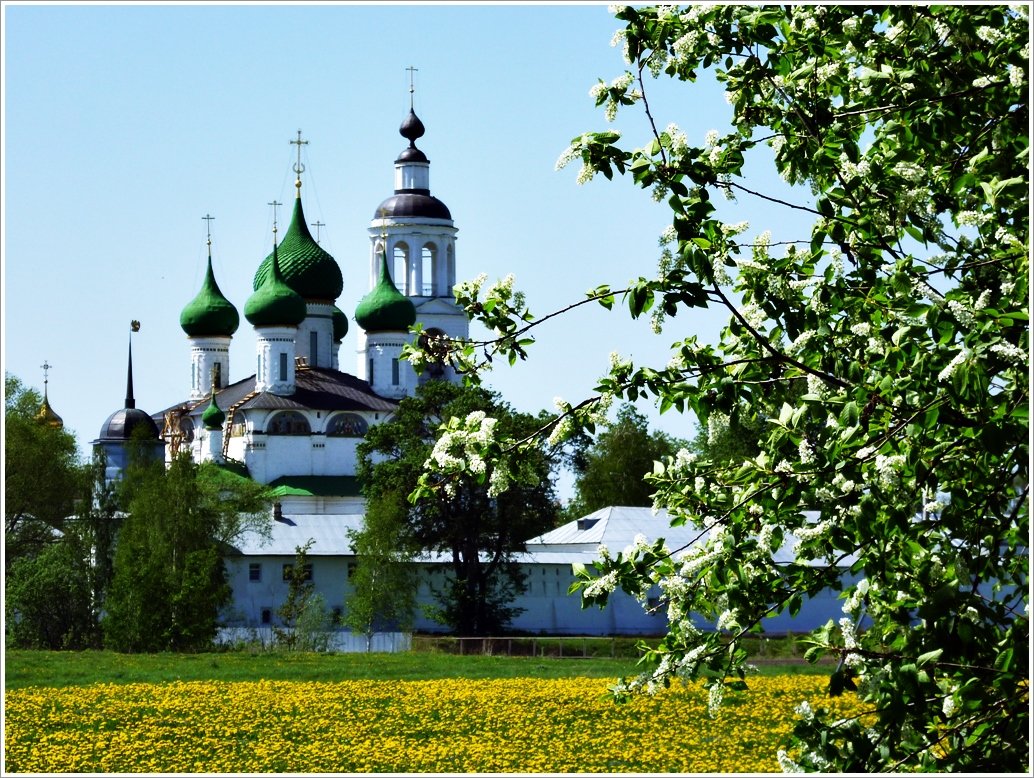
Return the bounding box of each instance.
[268,199,282,234]
[406,65,418,108]
[291,129,308,193]
[41,360,52,388]
[202,213,215,247]
[311,220,325,244]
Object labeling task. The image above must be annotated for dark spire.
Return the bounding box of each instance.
[125,321,140,409]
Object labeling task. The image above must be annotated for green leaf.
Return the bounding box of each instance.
[917,648,943,667]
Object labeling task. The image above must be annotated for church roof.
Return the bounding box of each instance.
[268,475,361,497]
[354,252,417,332]
[154,366,397,423]
[374,192,452,221]
[180,252,240,337]
[98,407,161,442]
[253,196,343,301]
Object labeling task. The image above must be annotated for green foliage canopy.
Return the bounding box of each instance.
[359,381,560,635]
[412,5,1029,772]
[344,490,419,646]
[565,403,688,520]
[5,531,98,649]
[103,453,271,652]
[4,374,85,565]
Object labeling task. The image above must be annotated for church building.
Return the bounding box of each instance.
[91,97,852,640]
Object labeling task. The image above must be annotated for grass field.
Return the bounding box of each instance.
[4,648,847,773]
[3,644,827,690]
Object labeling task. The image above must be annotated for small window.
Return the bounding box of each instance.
[310,331,318,366]
[249,563,262,582]
[267,411,311,435]
[391,358,400,386]
[279,352,288,381]
[261,608,272,625]
[347,562,357,580]
[328,413,368,438]
[180,416,195,444]
[368,358,374,384]
[283,563,313,582]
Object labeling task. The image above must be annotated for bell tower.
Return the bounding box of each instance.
[358,70,468,392]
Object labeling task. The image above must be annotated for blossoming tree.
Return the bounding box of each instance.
[407,4,1029,771]
[359,380,560,635]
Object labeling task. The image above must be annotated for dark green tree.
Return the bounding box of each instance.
[344,491,419,650]
[102,452,267,652]
[359,380,559,635]
[5,529,98,649]
[564,404,688,519]
[4,373,86,568]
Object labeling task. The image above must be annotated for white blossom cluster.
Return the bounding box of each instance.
[873,453,906,488]
[425,411,512,498]
[582,570,619,599]
[842,578,870,616]
[937,348,969,382]
[777,750,804,773]
[989,341,1027,364]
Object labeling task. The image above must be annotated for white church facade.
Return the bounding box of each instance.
[92,99,851,640]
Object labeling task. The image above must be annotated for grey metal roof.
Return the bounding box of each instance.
[525,506,839,567]
[228,513,366,556]
[228,505,846,568]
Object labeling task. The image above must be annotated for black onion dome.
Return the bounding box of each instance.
[400,108,425,144]
[373,193,452,220]
[97,407,161,441]
[396,146,428,164]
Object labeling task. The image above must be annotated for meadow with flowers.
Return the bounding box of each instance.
[5,673,867,773]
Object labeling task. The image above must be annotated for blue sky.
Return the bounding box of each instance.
[4,2,796,493]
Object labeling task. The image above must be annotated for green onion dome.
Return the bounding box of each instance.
[355,252,417,332]
[252,197,343,301]
[244,243,306,327]
[180,253,240,337]
[201,391,225,430]
[332,305,349,342]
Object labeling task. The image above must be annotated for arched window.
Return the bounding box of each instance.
[327,413,368,438]
[266,411,311,435]
[392,243,409,294]
[180,416,195,443]
[422,243,437,296]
